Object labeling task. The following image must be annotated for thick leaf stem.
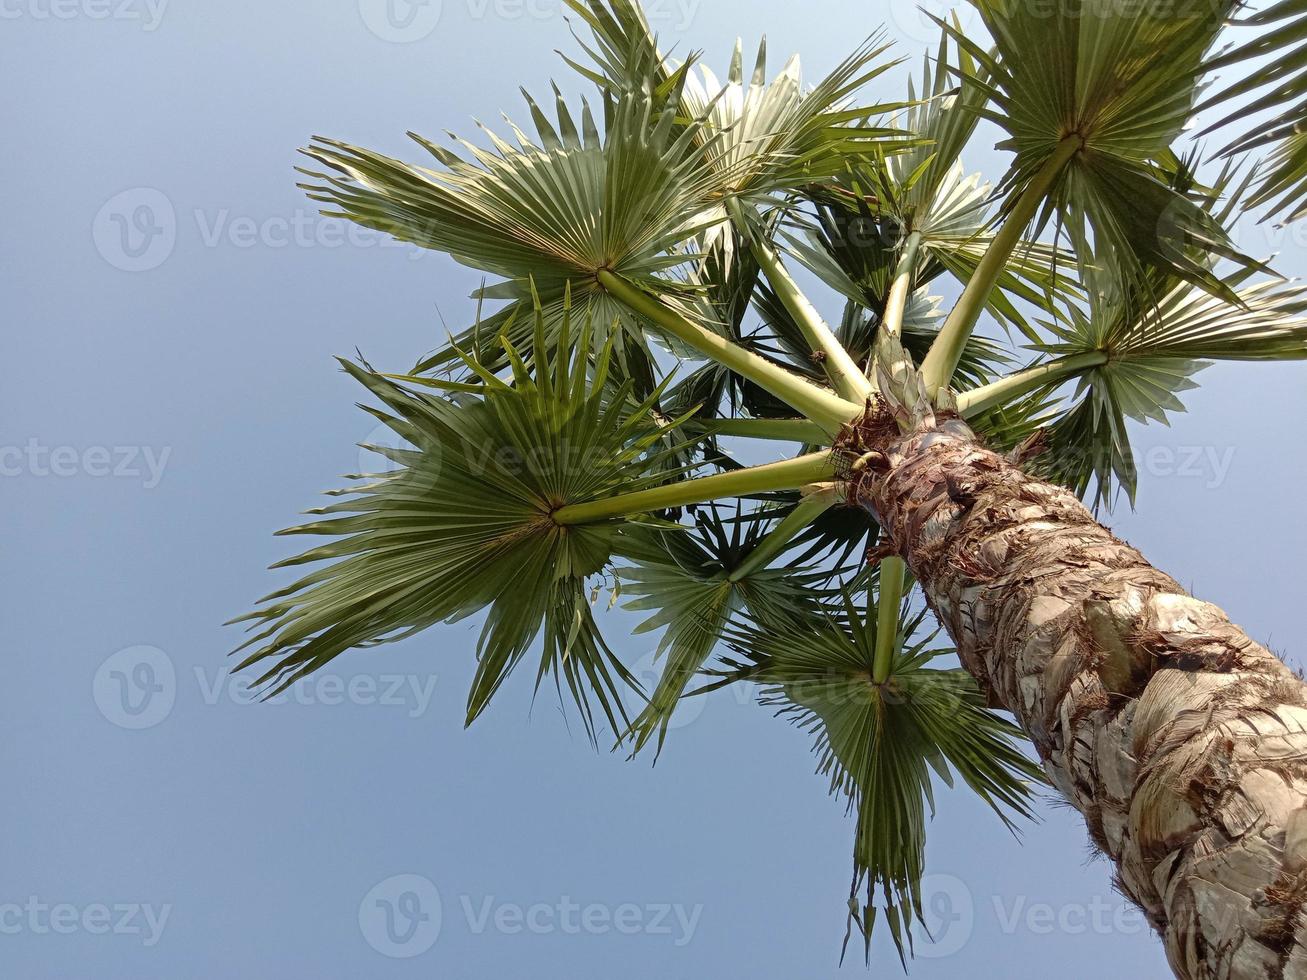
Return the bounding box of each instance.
[882,230,924,339]
[956,350,1108,417]
[597,270,861,431]
[728,199,874,402]
[920,135,1083,397]
[552,452,835,526]
[872,556,906,684]
[727,488,836,583]
[700,417,829,443]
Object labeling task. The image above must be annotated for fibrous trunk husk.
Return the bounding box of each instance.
[848,411,1307,980]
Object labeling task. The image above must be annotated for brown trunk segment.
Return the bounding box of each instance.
[848,413,1307,979]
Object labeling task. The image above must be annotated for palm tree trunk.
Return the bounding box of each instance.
[854,415,1307,980]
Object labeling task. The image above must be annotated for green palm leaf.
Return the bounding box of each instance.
[1200,0,1307,221]
[674,34,909,203]
[299,89,736,355]
[615,506,831,755]
[940,0,1253,303]
[1032,265,1307,506]
[566,1,912,204]
[724,593,1042,965]
[231,311,694,738]
[782,36,1080,345]
[559,0,692,100]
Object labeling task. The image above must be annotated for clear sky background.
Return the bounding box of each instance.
[4,1,1305,977]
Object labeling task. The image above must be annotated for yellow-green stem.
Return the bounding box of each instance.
[728,199,873,402]
[727,488,836,583]
[919,136,1083,398]
[882,230,924,340]
[702,417,829,443]
[552,452,835,526]
[597,270,860,432]
[872,556,907,684]
[956,351,1108,417]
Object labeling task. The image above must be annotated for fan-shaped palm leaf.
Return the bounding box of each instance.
[299,88,741,378]
[615,505,833,754]
[939,0,1252,303]
[1030,266,1307,506]
[1200,0,1307,221]
[231,313,695,737]
[723,594,1042,965]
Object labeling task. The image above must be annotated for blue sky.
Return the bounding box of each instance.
[4,1,1306,977]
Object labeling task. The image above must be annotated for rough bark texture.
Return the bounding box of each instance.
[852,415,1307,980]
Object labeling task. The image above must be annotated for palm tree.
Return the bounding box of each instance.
[232,2,1307,976]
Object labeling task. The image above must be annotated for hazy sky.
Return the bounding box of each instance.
[5,1,1305,977]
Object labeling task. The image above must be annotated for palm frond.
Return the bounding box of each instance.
[231,310,694,739]
[560,0,692,100]
[724,593,1042,965]
[1200,0,1307,221]
[675,33,911,204]
[1031,265,1307,506]
[299,89,736,351]
[941,0,1252,303]
[615,506,830,755]
[793,135,1079,343]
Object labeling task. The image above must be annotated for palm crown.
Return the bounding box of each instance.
[233,0,1307,964]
